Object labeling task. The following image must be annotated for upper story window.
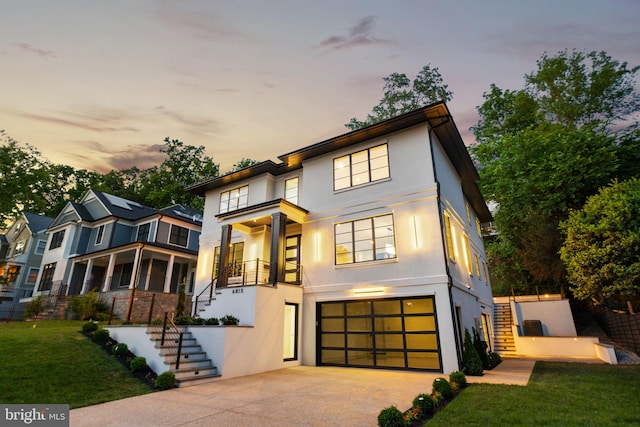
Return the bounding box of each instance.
[169,225,189,247]
[35,240,47,255]
[285,177,299,205]
[49,230,65,250]
[14,240,25,256]
[137,223,151,242]
[220,185,249,213]
[335,214,396,265]
[444,214,455,261]
[334,144,389,191]
[95,225,105,245]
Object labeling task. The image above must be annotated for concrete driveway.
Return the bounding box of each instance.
[70,360,536,427]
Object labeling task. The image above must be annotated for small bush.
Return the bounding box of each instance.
[463,328,483,376]
[377,406,406,427]
[24,295,44,318]
[92,328,110,343]
[488,351,502,368]
[150,318,164,326]
[432,377,453,400]
[191,317,205,325]
[449,370,467,387]
[412,393,434,415]
[205,317,219,325]
[431,391,444,406]
[155,371,176,390]
[220,314,239,325]
[473,327,490,369]
[130,356,147,372]
[82,321,99,334]
[69,290,109,321]
[174,315,193,325]
[112,343,129,357]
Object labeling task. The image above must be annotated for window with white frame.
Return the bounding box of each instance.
[26,268,39,284]
[219,185,249,213]
[35,240,46,255]
[39,263,56,291]
[284,177,299,205]
[444,214,455,261]
[335,214,396,265]
[14,240,25,256]
[95,225,105,245]
[137,223,151,242]
[333,144,389,191]
[463,234,472,274]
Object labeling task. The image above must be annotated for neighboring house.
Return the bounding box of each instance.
[33,190,202,316]
[0,212,53,309]
[187,102,494,374]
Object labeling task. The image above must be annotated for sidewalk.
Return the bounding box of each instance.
[70,359,538,427]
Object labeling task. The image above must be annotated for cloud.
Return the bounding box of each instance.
[153,3,246,41]
[317,16,396,52]
[15,111,140,133]
[154,106,219,133]
[71,141,168,172]
[13,42,56,58]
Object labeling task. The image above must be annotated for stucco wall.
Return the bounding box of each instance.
[513,299,577,336]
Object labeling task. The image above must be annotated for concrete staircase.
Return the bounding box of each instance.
[147,326,220,387]
[493,302,517,355]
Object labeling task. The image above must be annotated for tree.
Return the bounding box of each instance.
[471,50,640,292]
[137,138,220,210]
[560,178,640,304]
[345,64,453,130]
[226,158,259,174]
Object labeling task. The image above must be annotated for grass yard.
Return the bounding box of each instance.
[0,320,153,408]
[427,361,640,426]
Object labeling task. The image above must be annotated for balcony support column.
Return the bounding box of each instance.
[269,212,287,285]
[217,224,232,287]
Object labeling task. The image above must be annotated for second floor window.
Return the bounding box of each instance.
[95,225,105,245]
[137,223,151,242]
[35,240,46,255]
[169,225,189,247]
[14,240,25,256]
[285,177,299,205]
[220,185,249,213]
[49,230,65,250]
[334,144,389,191]
[335,214,396,265]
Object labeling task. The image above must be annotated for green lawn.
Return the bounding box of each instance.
[428,361,640,426]
[0,320,153,409]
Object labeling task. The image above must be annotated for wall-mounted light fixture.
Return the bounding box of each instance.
[353,287,386,296]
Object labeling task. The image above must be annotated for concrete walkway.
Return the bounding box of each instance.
[70,359,537,427]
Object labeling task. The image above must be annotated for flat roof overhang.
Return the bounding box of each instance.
[215,198,308,233]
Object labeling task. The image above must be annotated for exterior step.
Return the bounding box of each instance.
[176,374,222,387]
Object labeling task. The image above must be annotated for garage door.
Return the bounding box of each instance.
[317,296,441,371]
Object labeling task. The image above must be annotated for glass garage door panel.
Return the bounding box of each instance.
[317,296,441,371]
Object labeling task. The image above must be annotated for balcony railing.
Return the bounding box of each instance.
[217,258,302,288]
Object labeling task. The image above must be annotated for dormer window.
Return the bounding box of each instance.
[334,143,389,191]
[220,185,249,214]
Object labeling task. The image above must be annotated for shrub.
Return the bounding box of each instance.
[174,315,193,325]
[488,351,502,368]
[150,318,164,326]
[191,317,205,325]
[92,328,110,343]
[82,321,99,334]
[431,391,444,406]
[205,317,219,325]
[155,371,176,390]
[463,328,483,376]
[412,393,434,415]
[176,283,186,317]
[432,377,453,400]
[24,295,44,318]
[473,327,490,369]
[377,406,406,427]
[449,370,467,388]
[69,290,109,320]
[220,314,239,325]
[130,356,147,372]
[112,343,129,357]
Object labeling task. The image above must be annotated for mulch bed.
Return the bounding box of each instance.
[80,331,160,390]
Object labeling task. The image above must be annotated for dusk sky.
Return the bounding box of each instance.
[2,1,639,174]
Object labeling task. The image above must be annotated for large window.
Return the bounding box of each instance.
[212,242,245,278]
[284,177,299,205]
[49,230,65,250]
[334,144,389,191]
[219,185,249,213]
[169,225,189,247]
[39,263,56,291]
[335,214,396,265]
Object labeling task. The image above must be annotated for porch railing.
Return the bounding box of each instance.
[216,259,303,288]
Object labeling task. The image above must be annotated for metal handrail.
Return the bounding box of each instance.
[148,298,184,370]
[191,279,217,317]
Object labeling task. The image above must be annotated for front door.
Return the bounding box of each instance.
[284,235,301,284]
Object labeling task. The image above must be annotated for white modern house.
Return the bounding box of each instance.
[184,102,494,376]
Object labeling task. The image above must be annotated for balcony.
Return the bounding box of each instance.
[217,259,302,288]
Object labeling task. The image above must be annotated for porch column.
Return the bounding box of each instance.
[163,255,175,293]
[80,259,94,295]
[269,212,287,285]
[129,246,142,290]
[103,254,116,292]
[217,224,232,287]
